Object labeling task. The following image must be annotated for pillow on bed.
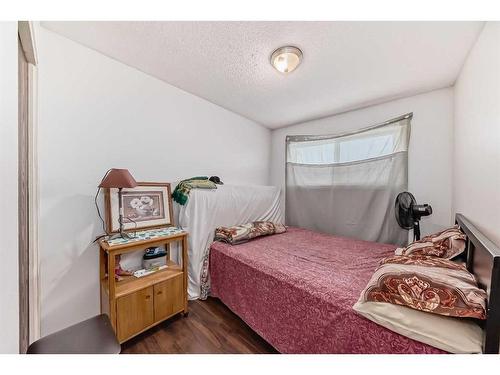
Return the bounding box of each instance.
[353,298,483,353]
[395,225,466,259]
[360,254,487,319]
[214,221,287,245]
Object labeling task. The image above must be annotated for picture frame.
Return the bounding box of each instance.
[104,182,174,233]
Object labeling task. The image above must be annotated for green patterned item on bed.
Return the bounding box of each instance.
[172,176,217,205]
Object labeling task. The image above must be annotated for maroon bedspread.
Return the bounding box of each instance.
[210,227,445,354]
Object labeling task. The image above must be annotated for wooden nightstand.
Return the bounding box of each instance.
[99,230,188,343]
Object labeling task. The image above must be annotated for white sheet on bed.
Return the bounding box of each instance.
[174,184,283,299]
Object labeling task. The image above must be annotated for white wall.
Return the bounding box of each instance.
[454,22,500,247]
[0,22,19,353]
[270,88,454,236]
[37,26,271,336]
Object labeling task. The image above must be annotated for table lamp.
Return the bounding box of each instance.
[99,168,137,239]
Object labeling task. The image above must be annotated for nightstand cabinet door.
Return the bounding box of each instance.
[116,287,154,342]
[154,275,184,322]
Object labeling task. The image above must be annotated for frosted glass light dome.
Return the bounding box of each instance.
[270,46,303,74]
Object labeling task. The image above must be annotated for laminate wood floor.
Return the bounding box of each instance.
[121,297,278,354]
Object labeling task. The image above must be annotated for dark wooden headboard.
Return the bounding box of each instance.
[455,213,500,354]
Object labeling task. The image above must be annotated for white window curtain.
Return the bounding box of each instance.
[285,114,412,245]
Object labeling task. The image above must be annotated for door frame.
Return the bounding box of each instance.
[18,20,39,353]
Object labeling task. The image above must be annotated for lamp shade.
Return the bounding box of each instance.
[99,169,138,188]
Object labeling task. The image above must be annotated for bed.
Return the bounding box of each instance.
[209,214,500,354]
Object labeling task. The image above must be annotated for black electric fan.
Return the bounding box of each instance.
[395,192,433,241]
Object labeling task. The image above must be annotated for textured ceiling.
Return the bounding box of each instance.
[41,21,484,129]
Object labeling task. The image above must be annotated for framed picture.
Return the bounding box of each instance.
[105,182,174,233]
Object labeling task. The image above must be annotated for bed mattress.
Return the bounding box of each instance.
[209,227,445,354]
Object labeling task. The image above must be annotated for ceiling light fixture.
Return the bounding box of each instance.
[270,46,303,74]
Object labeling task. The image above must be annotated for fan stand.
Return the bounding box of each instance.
[413,220,421,241]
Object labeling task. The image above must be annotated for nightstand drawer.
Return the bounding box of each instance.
[153,274,184,322]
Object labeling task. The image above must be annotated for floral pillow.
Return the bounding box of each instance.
[360,254,487,320]
[214,221,287,245]
[395,225,466,259]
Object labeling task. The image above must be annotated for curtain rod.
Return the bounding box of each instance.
[286,112,413,143]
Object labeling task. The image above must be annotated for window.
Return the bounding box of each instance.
[287,119,409,165]
[285,115,412,245]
